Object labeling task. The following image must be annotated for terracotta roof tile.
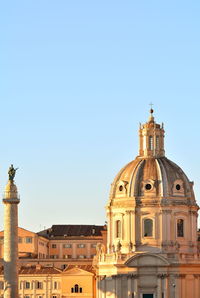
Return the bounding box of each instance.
[19,266,61,275]
[38,224,106,238]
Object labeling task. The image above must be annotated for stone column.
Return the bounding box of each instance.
[133,275,138,298]
[168,274,176,298]
[3,180,20,298]
[127,275,132,298]
[116,275,121,298]
[194,274,199,298]
[163,274,169,298]
[180,275,186,298]
[157,275,162,298]
[174,274,180,298]
[102,278,106,298]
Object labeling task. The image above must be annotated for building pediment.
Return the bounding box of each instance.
[125,253,170,267]
[63,267,93,276]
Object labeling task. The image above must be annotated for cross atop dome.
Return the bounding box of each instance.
[148,102,155,123]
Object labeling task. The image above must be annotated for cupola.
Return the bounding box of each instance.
[139,109,165,158]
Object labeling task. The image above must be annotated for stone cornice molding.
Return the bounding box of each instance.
[3,198,20,204]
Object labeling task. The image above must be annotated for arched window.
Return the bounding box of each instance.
[144,218,153,237]
[149,136,153,150]
[71,284,83,293]
[116,220,121,238]
[75,284,79,293]
[177,219,184,237]
[156,136,159,149]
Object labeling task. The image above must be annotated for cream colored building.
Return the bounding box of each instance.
[0,264,95,298]
[94,109,200,298]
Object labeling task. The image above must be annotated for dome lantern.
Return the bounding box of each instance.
[139,109,165,158]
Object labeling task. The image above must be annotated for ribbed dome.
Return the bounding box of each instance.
[109,156,194,199]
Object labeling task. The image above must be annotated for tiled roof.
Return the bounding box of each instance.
[19,265,61,274]
[0,265,94,275]
[38,224,106,238]
[64,264,94,273]
[0,265,61,275]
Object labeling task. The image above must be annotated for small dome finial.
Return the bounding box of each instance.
[149,102,154,114]
[148,103,154,122]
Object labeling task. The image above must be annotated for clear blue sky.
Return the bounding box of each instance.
[0,1,200,231]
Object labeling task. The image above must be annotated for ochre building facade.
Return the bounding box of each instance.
[0,225,106,298]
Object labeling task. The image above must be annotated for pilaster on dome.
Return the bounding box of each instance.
[139,109,165,158]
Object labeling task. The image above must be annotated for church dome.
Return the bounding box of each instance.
[109,156,194,199]
[109,110,195,201]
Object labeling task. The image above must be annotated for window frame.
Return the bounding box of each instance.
[63,243,72,248]
[25,282,31,289]
[25,237,33,243]
[149,135,153,150]
[77,244,85,248]
[143,217,154,238]
[177,218,184,238]
[116,220,121,238]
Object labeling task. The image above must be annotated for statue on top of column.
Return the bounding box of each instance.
[8,164,18,182]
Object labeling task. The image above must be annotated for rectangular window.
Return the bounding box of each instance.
[25,282,30,289]
[36,281,43,289]
[25,237,32,243]
[52,244,57,248]
[63,244,72,248]
[156,136,159,149]
[77,244,85,248]
[50,255,58,259]
[91,244,96,248]
[116,220,121,238]
[54,281,57,289]
[63,254,72,259]
[53,296,57,298]
[78,255,85,259]
[149,136,153,150]
[18,237,22,243]
[144,218,153,237]
[177,219,184,237]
